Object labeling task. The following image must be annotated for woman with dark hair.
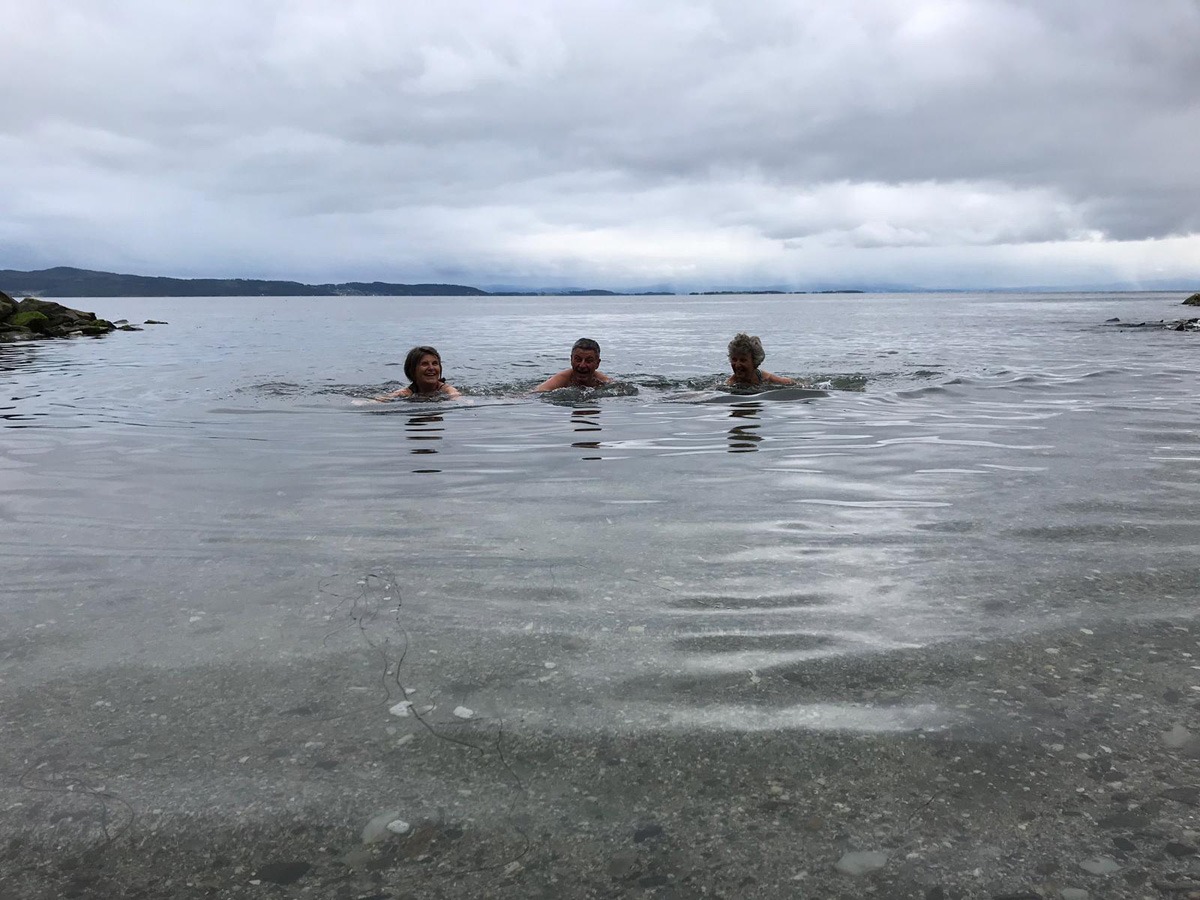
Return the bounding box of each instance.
[373,346,461,400]
[726,333,794,387]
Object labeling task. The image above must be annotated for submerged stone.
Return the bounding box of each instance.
[834,850,888,875]
[362,809,406,844]
[1163,723,1192,750]
[1078,856,1121,876]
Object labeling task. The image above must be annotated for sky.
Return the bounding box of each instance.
[1,0,1198,291]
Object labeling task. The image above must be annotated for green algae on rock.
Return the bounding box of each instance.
[0,290,120,341]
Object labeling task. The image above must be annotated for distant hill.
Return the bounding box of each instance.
[0,267,490,298]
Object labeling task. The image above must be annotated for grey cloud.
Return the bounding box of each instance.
[1,0,1198,287]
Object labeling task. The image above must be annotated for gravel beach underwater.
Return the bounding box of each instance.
[4,618,1200,900]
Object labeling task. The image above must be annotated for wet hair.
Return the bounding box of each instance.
[728,333,765,367]
[572,338,601,355]
[403,345,443,389]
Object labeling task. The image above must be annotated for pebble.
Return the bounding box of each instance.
[1161,786,1200,806]
[1163,723,1192,749]
[1078,856,1121,876]
[1165,841,1198,858]
[453,706,475,719]
[388,700,413,717]
[362,810,406,844]
[834,850,888,876]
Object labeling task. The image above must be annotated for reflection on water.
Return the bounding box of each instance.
[727,403,763,453]
[406,412,443,473]
[570,407,603,460]
[0,343,42,373]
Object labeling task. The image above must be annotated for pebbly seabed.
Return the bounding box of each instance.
[3,619,1200,899]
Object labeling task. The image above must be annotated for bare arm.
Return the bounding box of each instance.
[370,387,412,401]
[760,370,795,385]
[533,369,574,392]
[439,383,462,398]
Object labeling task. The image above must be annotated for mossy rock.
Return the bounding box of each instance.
[1184,292,1200,306]
[0,293,16,323]
[10,310,51,333]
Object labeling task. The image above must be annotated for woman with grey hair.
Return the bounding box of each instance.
[726,333,795,387]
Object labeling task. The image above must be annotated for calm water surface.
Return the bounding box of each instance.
[3,292,1199,733]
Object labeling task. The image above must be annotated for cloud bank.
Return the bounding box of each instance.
[2,0,1198,289]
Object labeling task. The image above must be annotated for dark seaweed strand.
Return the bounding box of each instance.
[317,570,532,876]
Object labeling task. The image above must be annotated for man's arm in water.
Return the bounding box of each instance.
[534,369,574,392]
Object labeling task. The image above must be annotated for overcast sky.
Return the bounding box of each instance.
[2,0,1198,290]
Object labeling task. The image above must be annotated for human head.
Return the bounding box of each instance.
[570,338,601,375]
[403,345,442,385]
[727,333,765,368]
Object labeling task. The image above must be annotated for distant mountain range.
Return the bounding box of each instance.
[0,267,495,298]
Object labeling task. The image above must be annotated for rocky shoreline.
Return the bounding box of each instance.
[0,289,163,342]
[3,616,1200,899]
[1106,293,1200,331]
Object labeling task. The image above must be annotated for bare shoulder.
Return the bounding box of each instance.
[762,371,795,385]
[534,369,572,392]
[440,383,462,398]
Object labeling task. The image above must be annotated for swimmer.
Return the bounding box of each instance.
[726,333,795,388]
[534,338,612,391]
[372,346,461,400]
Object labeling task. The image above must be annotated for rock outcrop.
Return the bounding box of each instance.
[1105,317,1200,331]
[0,291,118,341]
[1183,292,1200,306]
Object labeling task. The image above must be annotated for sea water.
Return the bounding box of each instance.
[2,292,1198,733]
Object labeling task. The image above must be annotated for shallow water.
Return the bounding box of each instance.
[3,291,1199,733]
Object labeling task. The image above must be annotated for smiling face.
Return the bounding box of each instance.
[570,348,600,380]
[729,352,756,383]
[412,353,443,392]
